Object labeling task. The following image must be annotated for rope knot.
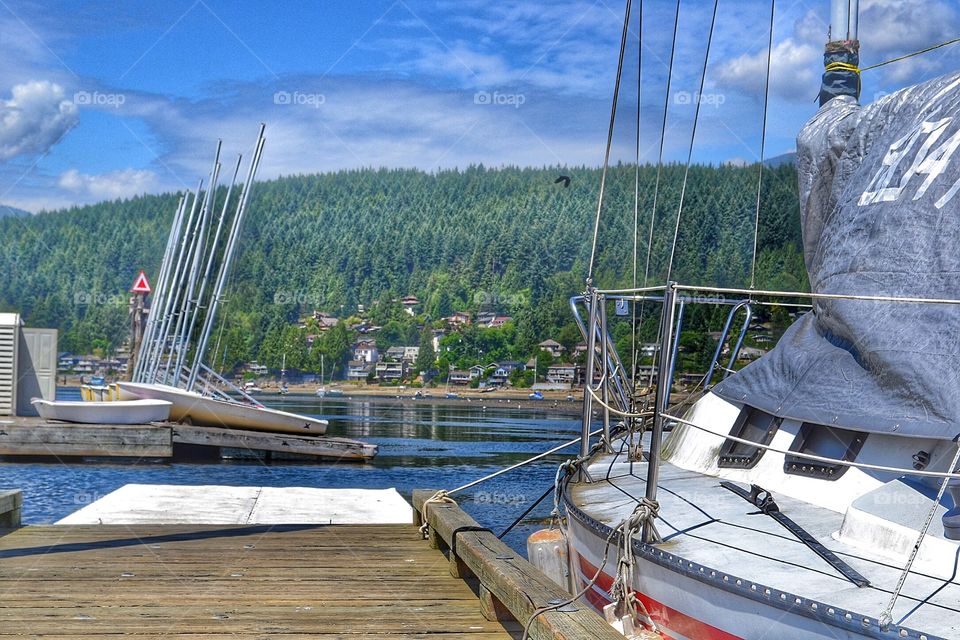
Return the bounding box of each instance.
[418,490,455,540]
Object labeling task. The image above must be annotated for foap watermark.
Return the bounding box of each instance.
[74,490,109,505]
[74,291,128,307]
[473,290,527,306]
[674,90,725,108]
[74,90,126,108]
[474,491,526,507]
[273,290,325,306]
[473,90,526,109]
[273,90,326,108]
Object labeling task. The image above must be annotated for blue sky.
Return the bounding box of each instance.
[1,0,959,211]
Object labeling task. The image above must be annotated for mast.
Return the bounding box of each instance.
[822,0,860,106]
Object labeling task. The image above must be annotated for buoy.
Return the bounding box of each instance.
[526,528,572,593]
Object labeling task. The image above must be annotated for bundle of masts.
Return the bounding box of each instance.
[132,125,266,399]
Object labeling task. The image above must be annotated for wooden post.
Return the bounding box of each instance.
[0,490,22,528]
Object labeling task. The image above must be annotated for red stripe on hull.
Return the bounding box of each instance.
[577,554,743,640]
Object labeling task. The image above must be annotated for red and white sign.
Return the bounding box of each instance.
[131,270,151,294]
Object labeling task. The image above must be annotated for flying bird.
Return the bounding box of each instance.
[554,175,571,188]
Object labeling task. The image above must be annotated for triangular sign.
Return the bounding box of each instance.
[131,270,151,294]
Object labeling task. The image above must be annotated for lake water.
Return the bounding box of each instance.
[0,390,583,553]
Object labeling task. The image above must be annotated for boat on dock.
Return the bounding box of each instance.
[549,1,960,638]
[117,381,328,435]
[31,398,172,424]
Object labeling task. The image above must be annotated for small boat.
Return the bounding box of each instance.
[31,398,172,424]
[528,391,544,400]
[117,382,328,435]
[316,387,343,398]
[445,392,459,399]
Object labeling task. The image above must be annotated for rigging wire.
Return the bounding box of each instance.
[630,0,644,387]
[587,0,634,282]
[636,0,683,390]
[749,0,776,291]
[665,0,720,282]
[862,37,960,72]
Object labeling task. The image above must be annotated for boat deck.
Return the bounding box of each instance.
[569,452,960,638]
[0,522,520,638]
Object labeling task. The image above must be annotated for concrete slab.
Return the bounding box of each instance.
[56,483,412,525]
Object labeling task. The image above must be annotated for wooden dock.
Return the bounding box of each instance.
[0,417,376,461]
[0,490,626,639]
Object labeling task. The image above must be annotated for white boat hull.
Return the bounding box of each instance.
[566,509,885,640]
[117,382,328,436]
[31,398,172,425]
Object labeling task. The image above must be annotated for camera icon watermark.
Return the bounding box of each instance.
[273,90,326,108]
[473,90,526,109]
[674,90,725,108]
[73,90,126,108]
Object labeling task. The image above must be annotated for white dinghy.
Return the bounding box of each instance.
[31,398,172,425]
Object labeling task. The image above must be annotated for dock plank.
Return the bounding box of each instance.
[0,424,171,457]
[0,524,518,638]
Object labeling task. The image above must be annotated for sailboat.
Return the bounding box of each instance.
[553,1,960,638]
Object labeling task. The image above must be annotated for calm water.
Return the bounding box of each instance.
[0,390,582,553]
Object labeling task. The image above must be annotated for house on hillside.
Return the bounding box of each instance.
[487,315,512,328]
[538,339,566,358]
[444,311,471,329]
[401,295,420,316]
[353,340,379,363]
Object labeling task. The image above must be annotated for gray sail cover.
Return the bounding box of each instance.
[714,71,960,440]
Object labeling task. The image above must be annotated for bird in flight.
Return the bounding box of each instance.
[554,175,571,188]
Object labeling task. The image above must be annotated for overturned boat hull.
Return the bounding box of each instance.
[31,398,172,424]
[117,382,328,435]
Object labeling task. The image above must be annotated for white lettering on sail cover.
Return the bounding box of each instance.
[859,118,953,206]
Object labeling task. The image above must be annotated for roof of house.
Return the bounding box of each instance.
[539,339,561,347]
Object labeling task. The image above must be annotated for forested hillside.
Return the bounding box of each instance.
[0,163,807,368]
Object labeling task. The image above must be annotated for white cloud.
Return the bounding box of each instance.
[714,39,820,101]
[0,81,78,161]
[58,168,158,201]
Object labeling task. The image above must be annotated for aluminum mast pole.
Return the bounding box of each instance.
[165,175,213,384]
[150,180,203,382]
[143,186,199,381]
[133,194,185,381]
[186,152,243,390]
[172,142,223,382]
[192,125,266,390]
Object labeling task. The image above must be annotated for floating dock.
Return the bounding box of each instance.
[0,416,376,461]
[0,488,625,639]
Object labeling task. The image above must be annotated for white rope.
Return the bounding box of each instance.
[879,439,960,629]
[669,413,960,481]
[586,384,655,419]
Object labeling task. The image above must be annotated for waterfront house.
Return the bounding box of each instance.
[444,311,471,329]
[401,295,419,316]
[546,363,581,386]
[449,370,471,385]
[346,360,372,381]
[375,361,406,381]
[469,364,486,380]
[487,315,512,328]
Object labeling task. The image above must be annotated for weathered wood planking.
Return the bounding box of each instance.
[0,523,519,638]
[413,490,624,640]
[172,424,376,460]
[0,423,171,457]
[0,490,19,527]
